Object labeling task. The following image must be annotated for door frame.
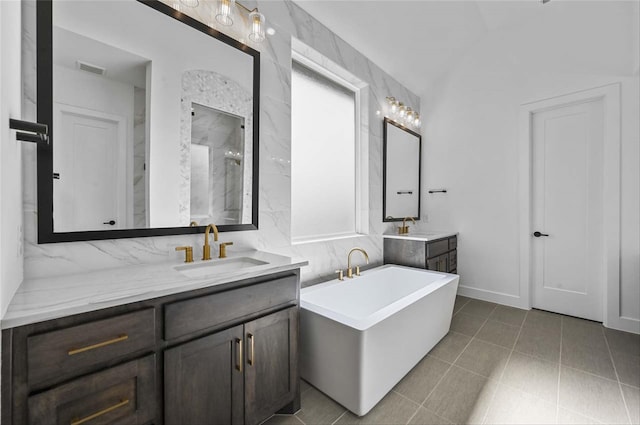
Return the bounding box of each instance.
[518,83,623,329]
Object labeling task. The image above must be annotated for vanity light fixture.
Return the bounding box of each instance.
[215,0,267,43]
[385,96,421,129]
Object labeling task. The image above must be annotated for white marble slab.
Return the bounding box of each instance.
[382,231,458,242]
[2,250,308,329]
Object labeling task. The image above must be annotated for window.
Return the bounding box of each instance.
[291,49,367,243]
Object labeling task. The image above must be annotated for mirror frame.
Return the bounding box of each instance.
[36,0,260,243]
[382,117,422,222]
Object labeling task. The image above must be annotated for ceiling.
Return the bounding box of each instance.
[291,0,637,96]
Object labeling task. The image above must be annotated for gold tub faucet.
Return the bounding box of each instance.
[347,247,369,278]
[203,224,219,260]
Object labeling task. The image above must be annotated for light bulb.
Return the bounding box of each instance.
[414,113,421,127]
[248,11,266,42]
[216,0,235,26]
[398,103,406,118]
[406,108,414,124]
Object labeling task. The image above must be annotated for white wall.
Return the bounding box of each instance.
[0,0,24,318]
[422,1,639,331]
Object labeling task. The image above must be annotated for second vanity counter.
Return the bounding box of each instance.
[2,249,308,329]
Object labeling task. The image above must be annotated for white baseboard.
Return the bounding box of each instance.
[606,315,640,335]
[457,285,529,310]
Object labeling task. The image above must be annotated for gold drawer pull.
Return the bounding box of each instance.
[68,334,129,356]
[70,399,129,425]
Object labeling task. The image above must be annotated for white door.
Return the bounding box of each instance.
[53,104,127,232]
[531,98,604,321]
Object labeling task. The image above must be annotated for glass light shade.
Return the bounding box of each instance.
[248,11,265,42]
[180,0,199,7]
[406,108,414,123]
[398,103,406,118]
[216,0,235,26]
[414,113,421,127]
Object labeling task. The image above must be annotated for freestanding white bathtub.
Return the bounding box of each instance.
[300,265,459,416]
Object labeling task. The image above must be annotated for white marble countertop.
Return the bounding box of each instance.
[2,250,308,329]
[383,231,458,242]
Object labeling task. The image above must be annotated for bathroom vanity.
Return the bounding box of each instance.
[383,232,458,273]
[1,251,306,425]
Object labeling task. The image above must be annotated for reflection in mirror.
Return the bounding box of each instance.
[383,118,422,221]
[38,0,260,242]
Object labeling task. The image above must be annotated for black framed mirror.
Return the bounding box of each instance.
[382,117,421,222]
[36,0,260,243]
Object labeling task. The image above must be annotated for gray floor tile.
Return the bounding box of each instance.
[393,355,450,404]
[483,384,556,424]
[621,384,639,425]
[562,316,608,351]
[475,319,520,349]
[561,339,617,380]
[454,296,472,315]
[559,366,629,424]
[611,350,640,388]
[557,408,602,424]
[408,407,452,425]
[454,339,510,379]
[514,325,561,363]
[501,351,559,404]
[605,328,640,357]
[261,414,305,425]
[296,386,346,425]
[523,309,562,333]
[423,365,496,424]
[450,313,485,337]
[335,391,419,424]
[489,305,527,327]
[458,299,497,319]
[429,332,472,363]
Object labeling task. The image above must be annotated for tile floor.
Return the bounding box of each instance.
[264,296,640,425]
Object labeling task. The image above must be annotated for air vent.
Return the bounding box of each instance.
[76,60,106,76]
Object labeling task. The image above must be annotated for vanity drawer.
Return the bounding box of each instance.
[449,236,457,250]
[28,354,156,425]
[426,239,449,259]
[27,309,156,387]
[164,274,297,340]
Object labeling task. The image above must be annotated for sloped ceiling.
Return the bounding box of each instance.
[292,0,638,95]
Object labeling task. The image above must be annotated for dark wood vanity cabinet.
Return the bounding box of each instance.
[384,235,458,273]
[165,307,298,425]
[2,270,301,425]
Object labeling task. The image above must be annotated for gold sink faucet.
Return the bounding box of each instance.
[175,246,194,263]
[399,217,416,234]
[219,242,234,258]
[203,224,219,261]
[347,247,369,278]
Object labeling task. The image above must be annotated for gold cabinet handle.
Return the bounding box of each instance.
[68,334,128,356]
[247,333,255,366]
[70,399,129,425]
[235,338,243,372]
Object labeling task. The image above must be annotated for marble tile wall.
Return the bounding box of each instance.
[20,0,420,285]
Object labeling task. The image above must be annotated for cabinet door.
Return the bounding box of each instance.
[427,253,450,272]
[165,325,244,425]
[244,307,298,425]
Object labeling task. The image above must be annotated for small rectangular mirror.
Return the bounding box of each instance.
[383,118,422,221]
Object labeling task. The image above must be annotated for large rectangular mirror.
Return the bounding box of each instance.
[383,118,421,222]
[37,0,260,243]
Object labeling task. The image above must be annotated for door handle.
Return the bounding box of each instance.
[533,231,549,237]
[103,220,116,225]
[247,333,254,366]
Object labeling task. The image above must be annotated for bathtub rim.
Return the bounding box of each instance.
[300,264,459,331]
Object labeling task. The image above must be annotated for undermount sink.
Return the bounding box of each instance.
[174,256,269,278]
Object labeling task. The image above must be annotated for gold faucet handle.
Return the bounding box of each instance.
[219,242,234,259]
[335,270,344,281]
[355,265,361,276]
[175,246,194,263]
